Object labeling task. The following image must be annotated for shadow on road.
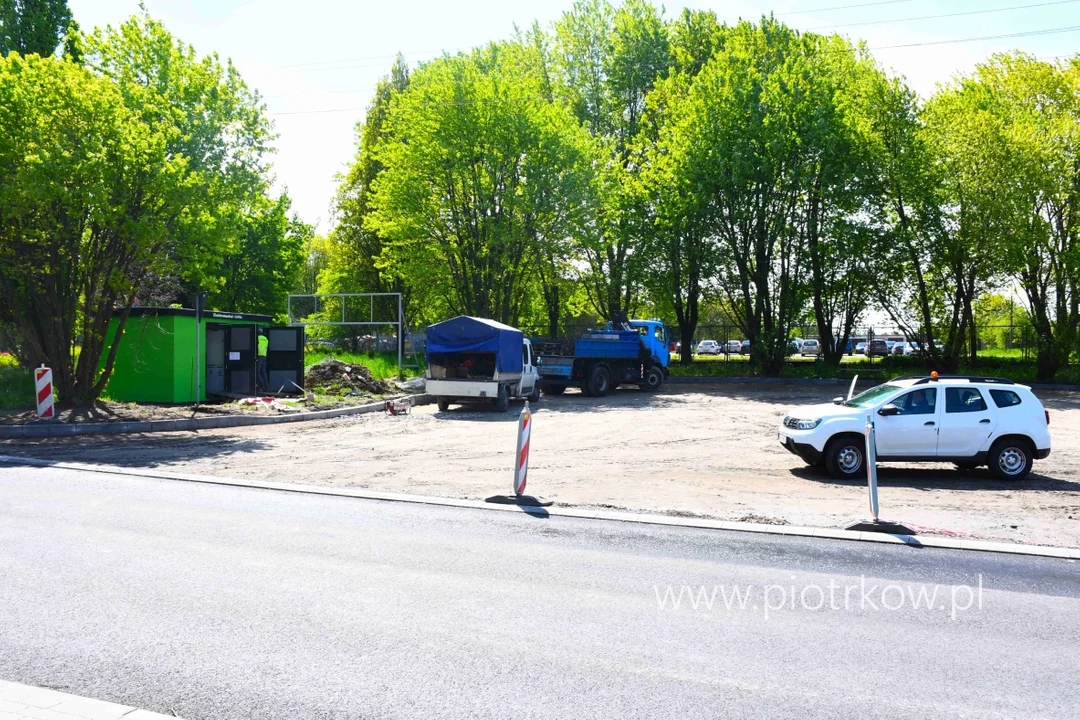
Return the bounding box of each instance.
[789,465,1080,492]
[0,434,273,468]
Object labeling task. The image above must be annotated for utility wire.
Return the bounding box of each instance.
[269,0,919,73]
[873,24,1080,49]
[810,0,1080,31]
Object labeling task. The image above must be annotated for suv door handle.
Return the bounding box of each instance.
[924,421,935,426]
[979,419,991,424]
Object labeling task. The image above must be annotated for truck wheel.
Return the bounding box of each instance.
[543,384,566,396]
[824,435,865,480]
[988,438,1033,480]
[437,398,450,412]
[642,365,664,391]
[491,385,510,412]
[588,365,610,397]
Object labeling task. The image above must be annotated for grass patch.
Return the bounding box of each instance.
[0,354,33,410]
[304,350,423,381]
[668,352,1080,384]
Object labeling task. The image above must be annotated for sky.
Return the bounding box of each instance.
[70,0,1080,233]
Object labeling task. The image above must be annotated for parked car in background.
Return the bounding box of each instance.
[855,342,868,355]
[741,340,751,354]
[800,339,822,356]
[867,339,890,357]
[787,337,804,355]
[725,340,743,354]
[696,340,721,356]
[890,341,921,356]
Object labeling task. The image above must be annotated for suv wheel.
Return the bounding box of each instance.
[988,438,1033,480]
[824,436,865,480]
[437,398,450,412]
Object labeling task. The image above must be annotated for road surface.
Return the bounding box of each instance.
[1,465,1078,719]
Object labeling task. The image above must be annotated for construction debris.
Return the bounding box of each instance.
[304,357,395,395]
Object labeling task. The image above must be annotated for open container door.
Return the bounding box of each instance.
[225,324,257,397]
[266,326,305,395]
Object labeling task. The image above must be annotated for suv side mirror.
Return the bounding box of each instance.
[832,396,844,405]
[878,403,899,416]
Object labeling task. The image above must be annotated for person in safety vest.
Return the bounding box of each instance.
[256,329,269,391]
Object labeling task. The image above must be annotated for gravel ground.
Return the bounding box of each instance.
[3,384,1078,547]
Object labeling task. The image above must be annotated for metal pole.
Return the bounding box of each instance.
[397,293,403,374]
[865,413,879,522]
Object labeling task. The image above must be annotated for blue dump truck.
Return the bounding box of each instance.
[532,317,670,397]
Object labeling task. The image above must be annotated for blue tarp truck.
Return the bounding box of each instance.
[533,318,670,397]
[425,316,540,412]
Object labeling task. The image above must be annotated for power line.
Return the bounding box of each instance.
[873,24,1080,50]
[775,0,915,16]
[269,23,1080,118]
[270,0,919,74]
[810,0,1080,31]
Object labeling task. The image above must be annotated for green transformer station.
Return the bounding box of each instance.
[102,307,305,403]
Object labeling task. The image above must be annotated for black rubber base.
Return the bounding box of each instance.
[485,494,554,507]
[845,519,917,535]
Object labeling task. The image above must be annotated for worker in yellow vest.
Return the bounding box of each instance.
[256,330,269,392]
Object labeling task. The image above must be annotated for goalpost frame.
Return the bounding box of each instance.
[287,292,405,372]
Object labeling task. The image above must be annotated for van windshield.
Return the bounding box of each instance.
[843,383,900,408]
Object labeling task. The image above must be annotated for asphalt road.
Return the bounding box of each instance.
[1,466,1078,719]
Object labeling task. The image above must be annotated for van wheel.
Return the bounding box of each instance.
[642,365,664,391]
[491,385,509,412]
[988,438,1033,480]
[588,365,610,397]
[824,436,865,480]
[543,384,566,396]
[527,386,540,403]
[437,398,450,412]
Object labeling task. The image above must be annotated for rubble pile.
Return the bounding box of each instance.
[305,358,395,395]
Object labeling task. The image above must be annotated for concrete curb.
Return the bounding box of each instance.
[0,680,180,720]
[1,454,1076,561]
[0,394,434,439]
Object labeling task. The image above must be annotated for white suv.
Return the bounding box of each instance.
[778,375,1051,480]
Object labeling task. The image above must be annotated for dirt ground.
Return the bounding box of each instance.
[3,384,1079,548]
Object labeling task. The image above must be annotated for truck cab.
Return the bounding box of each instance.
[628,320,670,370]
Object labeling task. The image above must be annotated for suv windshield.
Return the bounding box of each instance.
[843,383,900,408]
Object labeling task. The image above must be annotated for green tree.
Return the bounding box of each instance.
[0,53,186,404]
[324,56,415,327]
[979,54,1080,380]
[83,12,274,298]
[368,41,593,327]
[213,194,309,319]
[662,18,828,374]
[0,0,72,57]
[553,0,670,321]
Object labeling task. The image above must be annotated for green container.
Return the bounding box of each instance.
[102,308,271,403]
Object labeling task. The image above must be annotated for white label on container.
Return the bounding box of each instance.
[229,352,240,360]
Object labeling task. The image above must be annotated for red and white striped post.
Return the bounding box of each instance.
[35,365,54,419]
[513,401,532,495]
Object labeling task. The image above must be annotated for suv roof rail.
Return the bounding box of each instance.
[910,375,1016,385]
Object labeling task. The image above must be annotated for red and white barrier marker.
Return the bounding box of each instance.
[35,366,54,419]
[513,401,532,495]
[485,399,551,507]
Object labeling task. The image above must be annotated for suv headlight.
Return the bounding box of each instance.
[795,418,821,430]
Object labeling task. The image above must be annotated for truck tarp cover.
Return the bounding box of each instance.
[426,316,524,373]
